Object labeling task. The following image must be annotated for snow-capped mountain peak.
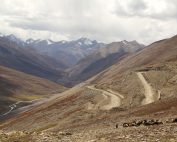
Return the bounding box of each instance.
[7,34,18,41]
[61,40,67,44]
[6,34,25,45]
[77,38,95,46]
[84,39,93,45]
[121,40,129,45]
[26,38,35,44]
[78,42,82,45]
[46,39,54,45]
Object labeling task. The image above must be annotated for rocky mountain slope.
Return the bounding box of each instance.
[0,65,66,115]
[26,37,105,67]
[0,36,66,82]
[1,34,146,87]
[89,35,177,108]
[64,40,144,86]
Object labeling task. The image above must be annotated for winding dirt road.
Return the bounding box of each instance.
[137,72,155,105]
[86,86,122,110]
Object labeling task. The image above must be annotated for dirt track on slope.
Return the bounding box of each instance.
[137,72,155,104]
[86,86,122,110]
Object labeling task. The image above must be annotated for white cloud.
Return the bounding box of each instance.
[0,0,177,44]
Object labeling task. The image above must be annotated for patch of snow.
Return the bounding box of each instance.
[46,39,53,45]
[26,39,35,44]
[61,40,67,44]
[122,40,128,45]
[78,42,82,45]
[84,39,93,45]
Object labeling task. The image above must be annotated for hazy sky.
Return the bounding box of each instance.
[0,0,177,44]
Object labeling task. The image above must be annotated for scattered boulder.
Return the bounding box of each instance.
[172,118,177,123]
[165,118,174,123]
[59,131,72,136]
[123,123,129,127]
[165,118,177,124]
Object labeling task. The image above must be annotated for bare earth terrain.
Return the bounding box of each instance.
[86,85,121,110]
[1,35,177,141]
[137,72,156,104]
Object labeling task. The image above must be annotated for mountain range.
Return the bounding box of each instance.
[26,37,106,67]
[65,40,145,86]
[0,34,106,66]
[0,34,145,86]
[0,35,66,82]
[0,33,144,115]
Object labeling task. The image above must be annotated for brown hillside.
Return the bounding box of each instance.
[0,66,66,114]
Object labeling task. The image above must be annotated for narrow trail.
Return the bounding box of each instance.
[86,86,122,110]
[137,72,155,105]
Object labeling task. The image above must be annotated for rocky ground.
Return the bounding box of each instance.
[1,118,177,142]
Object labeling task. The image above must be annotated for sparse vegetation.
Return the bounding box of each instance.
[35,123,57,132]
